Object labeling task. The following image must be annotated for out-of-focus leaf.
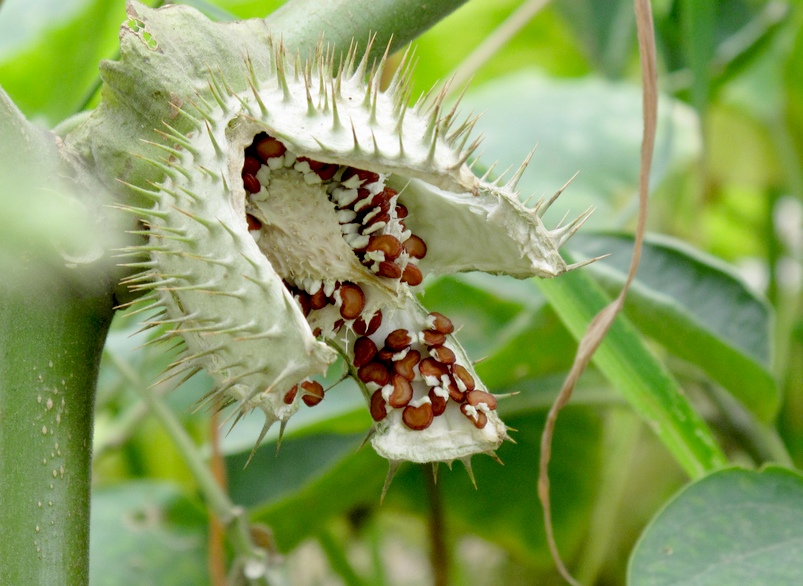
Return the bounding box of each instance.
[569,232,778,421]
[552,0,635,78]
[387,408,603,569]
[0,0,127,125]
[536,254,728,478]
[628,466,803,585]
[90,482,208,586]
[459,73,700,230]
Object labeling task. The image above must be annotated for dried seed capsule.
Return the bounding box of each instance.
[341,167,380,186]
[402,402,434,431]
[243,155,261,175]
[370,390,387,422]
[430,345,456,364]
[422,330,446,346]
[394,349,420,381]
[309,288,328,310]
[246,214,262,231]
[353,310,382,336]
[461,403,488,429]
[401,264,423,286]
[376,261,402,280]
[301,380,325,407]
[353,337,378,368]
[403,235,427,259]
[451,364,476,391]
[255,135,286,161]
[387,375,414,408]
[428,389,447,416]
[357,361,391,386]
[418,357,449,379]
[385,329,412,352]
[428,312,454,334]
[242,173,261,194]
[338,282,365,320]
[366,234,403,261]
[466,390,498,410]
[283,385,298,404]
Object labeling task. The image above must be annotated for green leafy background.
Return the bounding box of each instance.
[2,0,801,584]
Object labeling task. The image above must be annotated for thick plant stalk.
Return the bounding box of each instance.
[0,283,113,585]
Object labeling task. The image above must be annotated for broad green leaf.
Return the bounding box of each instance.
[0,0,127,125]
[458,73,700,230]
[90,482,209,586]
[387,408,604,570]
[628,466,803,586]
[569,232,778,421]
[536,254,728,478]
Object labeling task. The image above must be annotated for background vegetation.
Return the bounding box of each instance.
[1,0,801,584]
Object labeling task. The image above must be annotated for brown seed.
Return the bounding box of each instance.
[243,155,261,175]
[362,211,390,230]
[353,337,378,368]
[428,312,454,334]
[315,164,339,181]
[418,357,449,380]
[387,375,414,408]
[357,361,390,386]
[394,349,420,381]
[309,288,328,310]
[378,347,395,362]
[338,282,365,320]
[395,204,409,219]
[353,310,382,336]
[350,188,372,209]
[341,167,380,186]
[312,327,322,337]
[370,390,387,422]
[422,330,446,346]
[255,135,286,161]
[333,319,345,332]
[451,364,476,391]
[446,379,465,402]
[295,292,311,317]
[402,402,434,431]
[461,403,488,429]
[283,385,298,404]
[242,173,261,194]
[301,380,325,407]
[403,235,427,259]
[428,389,447,416]
[401,264,423,286]
[466,390,498,410]
[366,234,403,261]
[430,345,456,364]
[385,329,412,352]
[376,261,402,280]
[246,214,262,231]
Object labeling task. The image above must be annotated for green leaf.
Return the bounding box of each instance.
[0,0,127,125]
[387,408,604,570]
[536,254,728,478]
[90,482,209,586]
[569,232,778,421]
[458,73,701,230]
[628,466,803,586]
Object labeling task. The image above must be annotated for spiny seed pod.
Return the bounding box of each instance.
[73,2,593,472]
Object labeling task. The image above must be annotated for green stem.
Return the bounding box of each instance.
[0,279,113,585]
[265,0,470,60]
[107,350,270,584]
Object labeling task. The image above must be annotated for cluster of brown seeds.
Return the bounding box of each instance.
[241,134,494,429]
[357,312,498,431]
[243,133,427,287]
